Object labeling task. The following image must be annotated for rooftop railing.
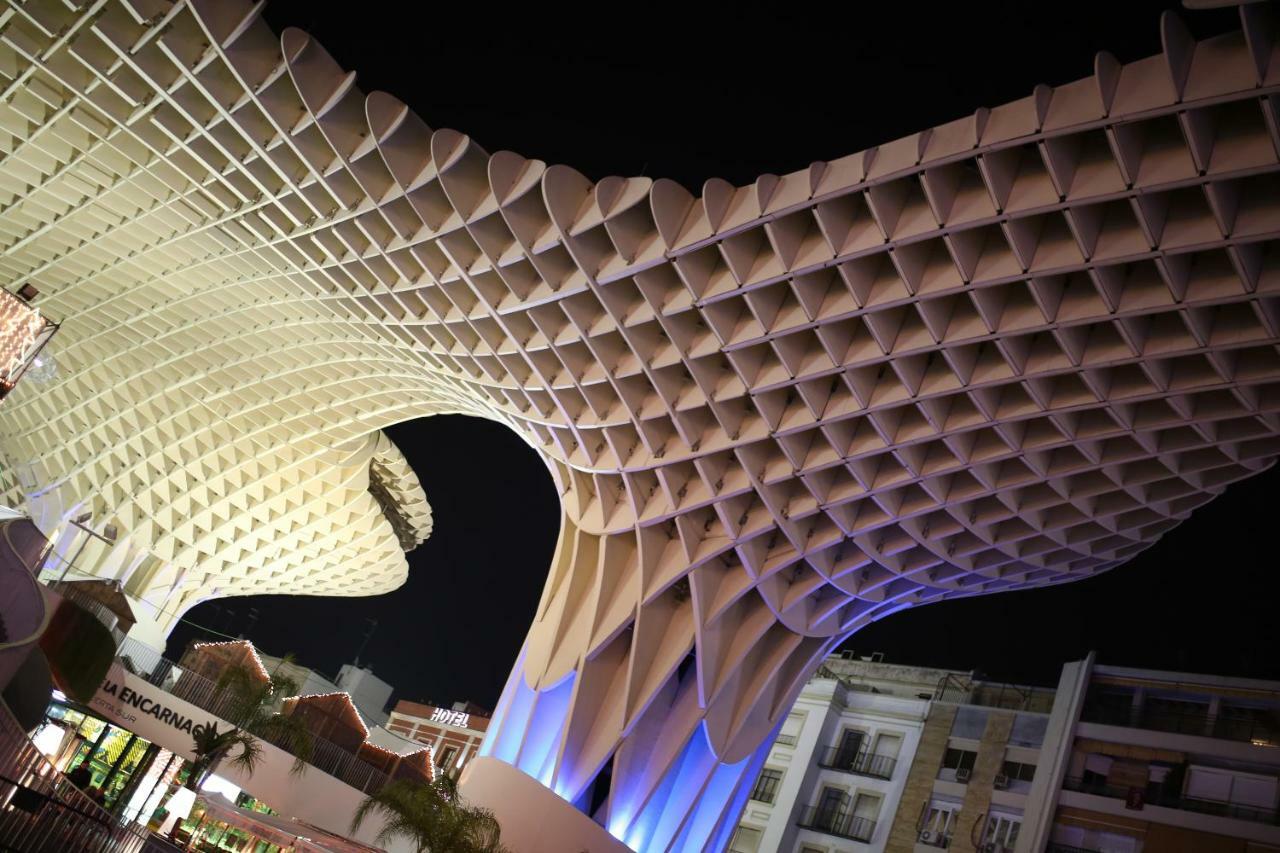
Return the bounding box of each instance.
[815,747,896,780]
[1063,776,1280,826]
[1079,702,1280,746]
[796,805,875,842]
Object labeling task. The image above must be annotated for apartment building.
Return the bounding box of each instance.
[730,653,1058,853]
[1022,654,1280,853]
[881,673,1056,853]
[736,650,1280,853]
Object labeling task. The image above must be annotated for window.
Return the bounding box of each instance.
[872,732,902,759]
[919,800,958,846]
[851,792,880,827]
[982,813,1021,849]
[813,786,849,830]
[437,745,459,769]
[1010,713,1048,747]
[1000,760,1036,791]
[728,825,762,853]
[938,748,977,782]
[800,847,825,853]
[777,712,804,746]
[833,728,865,767]
[950,707,990,739]
[750,768,783,804]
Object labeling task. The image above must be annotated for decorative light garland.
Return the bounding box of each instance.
[0,289,45,384]
[190,639,270,681]
[281,691,370,737]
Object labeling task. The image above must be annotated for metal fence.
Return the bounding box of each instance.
[115,638,393,794]
[0,701,156,852]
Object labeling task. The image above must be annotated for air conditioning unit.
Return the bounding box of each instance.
[993,773,1010,789]
[956,767,972,783]
[918,830,935,843]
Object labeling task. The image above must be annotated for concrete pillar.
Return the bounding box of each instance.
[1130,687,1145,728]
[884,704,958,853]
[949,711,1014,853]
[1205,695,1221,738]
[1016,654,1095,853]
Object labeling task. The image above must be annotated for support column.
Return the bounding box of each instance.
[885,705,959,853]
[459,757,632,853]
[949,712,1014,853]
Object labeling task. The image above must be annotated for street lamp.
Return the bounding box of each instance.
[54,511,118,585]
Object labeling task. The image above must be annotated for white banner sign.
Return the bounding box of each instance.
[88,663,225,761]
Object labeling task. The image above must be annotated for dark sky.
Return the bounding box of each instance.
[168,1,1277,709]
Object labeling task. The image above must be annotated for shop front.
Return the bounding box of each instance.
[35,692,169,816]
[33,691,326,852]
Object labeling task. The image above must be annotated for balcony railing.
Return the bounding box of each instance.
[797,805,875,842]
[816,747,896,780]
[115,638,393,795]
[1063,777,1280,826]
[1080,703,1279,746]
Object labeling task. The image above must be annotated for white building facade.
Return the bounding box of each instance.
[730,654,965,853]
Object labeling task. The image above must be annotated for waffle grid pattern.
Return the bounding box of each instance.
[0,1,1276,846]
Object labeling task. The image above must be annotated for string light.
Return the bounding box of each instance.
[281,691,370,737]
[0,288,46,384]
[190,639,271,681]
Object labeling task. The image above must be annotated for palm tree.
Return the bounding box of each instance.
[349,776,510,853]
[182,659,314,790]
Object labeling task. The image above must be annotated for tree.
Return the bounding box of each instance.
[350,776,510,853]
[182,659,313,790]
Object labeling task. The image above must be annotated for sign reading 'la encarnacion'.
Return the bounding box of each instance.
[96,678,198,735]
[88,664,222,760]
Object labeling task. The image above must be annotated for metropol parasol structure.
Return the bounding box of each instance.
[0,0,1276,850]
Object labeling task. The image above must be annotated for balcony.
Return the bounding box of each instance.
[816,746,896,780]
[1063,777,1280,826]
[1080,703,1279,746]
[797,805,875,842]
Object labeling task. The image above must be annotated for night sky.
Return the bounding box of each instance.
[167,1,1278,710]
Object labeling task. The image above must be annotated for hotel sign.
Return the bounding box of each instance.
[429,707,471,728]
